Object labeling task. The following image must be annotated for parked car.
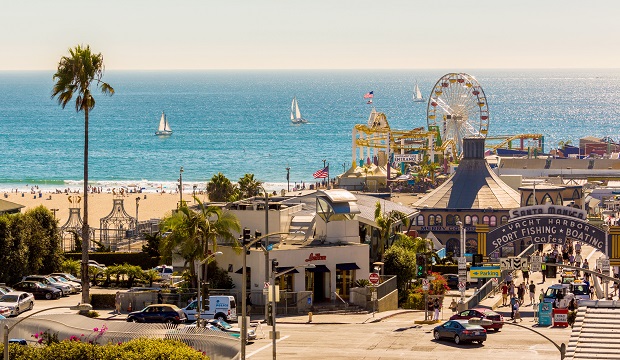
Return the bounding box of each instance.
[0,291,35,316]
[0,287,10,296]
[183,296,237,322]
[23,276,72,296]
[88,260,107,270]
[153,265,174,281]
[207,319,256,340]
[450,308,503,331]
[50,272,82,284]
[12,281,62,300]
[433,319,487,345]
[126,304,186,324]
[0,306,11,317]
[50,276,82,292]
[0,286,14,294]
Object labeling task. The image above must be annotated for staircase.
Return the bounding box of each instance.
[565,301,620,359]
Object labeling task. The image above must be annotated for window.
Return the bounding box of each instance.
[501,216,509,225]
[472,215,479,225]
[276,273,294,292]
[465,215,472,225]
[542,193,553,205]
[558,193,565,205]
[429,215,435,226]
[417,215,424,226]
[446,238,460,257]
[490,216,497,227]
[525,194,535,206]
[435,215,443,226]
[465,238,478,255]
[482,216,490,225]
[572,190,580,200]
[454,215,461,224]
[446,215,455,226]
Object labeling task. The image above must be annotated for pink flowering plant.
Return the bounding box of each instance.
[31,330,59,345]
[32,324,109,346]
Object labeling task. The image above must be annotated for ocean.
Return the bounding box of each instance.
[1,69,619,193]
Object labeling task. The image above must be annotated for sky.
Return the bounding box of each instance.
[1,0,619,70]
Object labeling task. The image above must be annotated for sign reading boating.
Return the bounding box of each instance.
[485,206,607,255]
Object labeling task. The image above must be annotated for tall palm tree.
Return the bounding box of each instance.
[374,201,409,260]
[160,199,240,288]
[207,172,235,202]
[52,45,114,304]
[238,173,262,199]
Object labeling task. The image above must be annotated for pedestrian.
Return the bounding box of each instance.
[522,267,530,283]
[575,252,582,268]
[517,283,525,305]
[539,288,545,304]
[501,282,508,306]
[115,291,121,315]
[513,301,521,322]
[583,259,590,282]
[568,298,576,311]
[510,296,517,319]
[449,298,458,314]
[541,263,547,283]
[157,290,163,304]
[247,293,253,314]
[529,281,536,305]
[433,298,441,321]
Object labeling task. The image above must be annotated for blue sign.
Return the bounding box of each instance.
[267,244,273,251]
[307,296,312,305]
[538,302,553,326]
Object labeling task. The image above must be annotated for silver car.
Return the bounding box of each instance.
[0,291,35,316]
[24,276,72,296]
[51,276,82,293]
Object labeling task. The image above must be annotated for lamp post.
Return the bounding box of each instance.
[603,223,610,299]
[468,318,566,359]
[270,261,315,360]
[193,185,197,203]
[4,303,93,360]
[51,208,59,220]
[132,197,140,253]
[178,167,184,206]
[258,185,270,324]
[240,231,292,360]
[196,251,223,326]
[456,220,465,305]
[285,167,290,193]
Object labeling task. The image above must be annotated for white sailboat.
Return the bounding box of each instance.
[290,97,307,124]
[155,111,172,136]
[413,82,425,102]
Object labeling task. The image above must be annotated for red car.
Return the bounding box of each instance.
[450,308,503,331]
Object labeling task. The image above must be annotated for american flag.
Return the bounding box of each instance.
[313,166,329,179]
[363,91,374,99]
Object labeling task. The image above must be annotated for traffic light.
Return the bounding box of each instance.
[416,253,426,278]
[254,230,262,249]
[267,303,273,326]
[272,259,279,272]
[243,228,251,245]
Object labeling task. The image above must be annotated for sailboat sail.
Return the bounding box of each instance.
[413,83,425,102]
[155,111,172,135]
[290,97,307,124]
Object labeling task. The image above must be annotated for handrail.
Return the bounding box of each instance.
[333,291,348,307]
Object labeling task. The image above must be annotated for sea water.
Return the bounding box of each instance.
[0,69,619,193]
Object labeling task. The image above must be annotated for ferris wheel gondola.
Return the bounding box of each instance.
[426,73,489,155]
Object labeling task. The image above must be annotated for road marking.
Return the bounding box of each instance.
[246,335,290,358]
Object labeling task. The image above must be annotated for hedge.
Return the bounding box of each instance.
[64,252,160,270]
[90,294,116,309]
[1,338,209,360]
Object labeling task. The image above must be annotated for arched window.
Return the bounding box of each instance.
[465,215,472,225]
[429,215,435,226]
[454,215,461,224]
[490,216,497,227]
[501,216,509,225]
[557,194,564,205]
[572,189,580,200]
[472,215,479,225]
[525,194,535,206]
[446,238,460,257]
[465,238,478,255]
[542,193,553,205]
[417,215,424,226]
[446,214,455,226]
[435,215,443,226]
[483,216,490,225]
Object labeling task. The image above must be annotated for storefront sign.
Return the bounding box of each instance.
[393,154,422,163]
[420,226,476,232]
[305,253,327,262]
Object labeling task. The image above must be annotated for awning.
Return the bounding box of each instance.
[336,263,360,271]
[305,264,330,273]
[275,266,299,274]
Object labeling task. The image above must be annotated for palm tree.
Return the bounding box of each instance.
[52,44,114,304]
[238,173,262,199]
[160,198,240,288]
[374,201,409,260]
[207,172,235,202]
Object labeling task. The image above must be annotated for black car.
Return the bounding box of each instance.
[433,320,487,345]
[12,281,61,300]
[126,304,186,324]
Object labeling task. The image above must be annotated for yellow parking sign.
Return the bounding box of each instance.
[469,266,501,278]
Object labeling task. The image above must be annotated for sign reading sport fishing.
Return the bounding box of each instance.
[485,204,607,255]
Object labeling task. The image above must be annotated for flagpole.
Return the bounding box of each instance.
[327,163,330,190]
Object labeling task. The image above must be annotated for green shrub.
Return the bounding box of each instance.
[64,252,160,270]
[90,294,115,309]
[1,338,209,360]
[403,290,425,309]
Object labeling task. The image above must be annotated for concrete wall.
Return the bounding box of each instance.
[349,287,369,310]
[377,289,398,312]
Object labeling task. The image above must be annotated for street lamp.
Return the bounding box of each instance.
[603,223,610,298]
[133,197,140,253]
[51,208,59,220]
[270,261,315,360]
[240,231,294,360]
[285,167,290,193]
[456,220,465,305]
[468,318,566,359]
[3,303,93,360]
[178,167,184,206]
[257,185,270,324]
[196,251,223,326]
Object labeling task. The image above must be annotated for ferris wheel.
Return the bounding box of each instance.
[426,73,489,154]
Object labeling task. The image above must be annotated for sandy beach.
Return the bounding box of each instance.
[2,191,208,226]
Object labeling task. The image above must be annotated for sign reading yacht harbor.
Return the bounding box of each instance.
[485,205,606,255]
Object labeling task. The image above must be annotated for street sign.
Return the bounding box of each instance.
[457,257,467,270]
[500,257,528,271]
[369,273,380,284]
[530,255,542,272]
[458,281,466,291]
[470,266,501,278]
[427,276,436,281]
[264,282,270,288]
[422,279,429,291]
[492,277,498,284]
[263,288,269,295]
[602,258,611,274]
[458,269,467,277]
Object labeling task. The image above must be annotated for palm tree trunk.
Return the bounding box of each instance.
[81,106,90,304]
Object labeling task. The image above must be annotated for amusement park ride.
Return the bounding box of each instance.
[351,73,544,174]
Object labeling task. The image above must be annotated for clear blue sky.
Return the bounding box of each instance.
[2,0,618,70]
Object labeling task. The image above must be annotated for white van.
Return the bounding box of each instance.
[154,265,173,281]
[183,295,237,322]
